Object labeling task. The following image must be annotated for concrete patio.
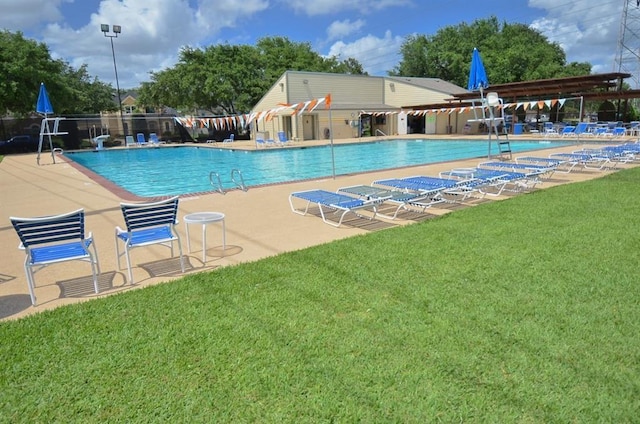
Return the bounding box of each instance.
[0,136,629,320]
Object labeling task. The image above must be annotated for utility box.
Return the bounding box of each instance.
[513,123,524,134]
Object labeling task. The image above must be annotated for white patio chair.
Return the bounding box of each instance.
[115,196,184,284]
[10,209,100,305]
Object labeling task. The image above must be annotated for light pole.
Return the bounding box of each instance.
[101,24,126,139]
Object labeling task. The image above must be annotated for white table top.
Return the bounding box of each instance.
[183,212,225,224]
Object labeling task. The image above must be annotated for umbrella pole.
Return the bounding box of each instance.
[328,104,335,179]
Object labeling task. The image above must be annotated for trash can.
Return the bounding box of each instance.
[513,123,524,135]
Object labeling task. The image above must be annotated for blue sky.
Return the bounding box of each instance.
[0,0,627,89]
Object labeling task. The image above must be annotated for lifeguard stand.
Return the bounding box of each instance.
[37,117,67,165]
[468,92,510,159]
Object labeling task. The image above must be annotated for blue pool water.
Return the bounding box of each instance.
[66,139,569,197]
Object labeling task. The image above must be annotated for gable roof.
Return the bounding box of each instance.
[387,76,465,95]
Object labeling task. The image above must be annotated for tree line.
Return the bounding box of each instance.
[1,17,593,122]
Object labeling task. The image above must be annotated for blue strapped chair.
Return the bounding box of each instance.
[289,189,385,227]
[115,196,184,284]
[10,209,100,306]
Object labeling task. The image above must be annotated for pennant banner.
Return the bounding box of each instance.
[174,95,573,131]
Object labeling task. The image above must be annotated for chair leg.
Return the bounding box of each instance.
[89,242,100,295]
[176,239,185,273]
[124,246,134,284]
[24,260,37,306]
[115,234,122,270]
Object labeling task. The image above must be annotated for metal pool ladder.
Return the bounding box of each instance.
[209,169,247,194]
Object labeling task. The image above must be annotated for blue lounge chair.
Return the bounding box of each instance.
[338,183,444,219]
[479,161,556,180]
[136,132,147,146]
[549,152,613,171]
[573,122,594,137]
[560,126,576,137]
[440,168,538,196]
[515,156,576,173]
[277,131,290,145]
[372,175,477,203]
[149,133,162,146]
[289,189,385,227]
[543,122,559,138]
[115,196,184,284]
[10,209,101,305]
[223,134,235,143]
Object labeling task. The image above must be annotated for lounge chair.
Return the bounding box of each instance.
[571,149,625,168]
[611,127,626,138]
[549,152,613,171]
[572,122,594,138]
[136,133,147,146]
[223,134,235,143]
[149,133,163,146]
[10,209,101,305]
[277,131,290,145]
[255,137,269,148]
[560,126,576,137]
[115,196,185,284]
[289,189,385,227]
[125,135,136,147]
[338,183,443,219]
[372,175,476,203]
[543,122,559,138]
[626,121,640,137]
[479,161,556,180]
[515,156,577,173]
[440,167,538,196]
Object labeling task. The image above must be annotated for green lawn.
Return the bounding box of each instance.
[2,167,640,423]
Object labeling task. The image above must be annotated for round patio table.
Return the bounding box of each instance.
[183,212,226,264]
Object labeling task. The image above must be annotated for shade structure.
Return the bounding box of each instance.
[467,48,489,92]
[36,82,54,115]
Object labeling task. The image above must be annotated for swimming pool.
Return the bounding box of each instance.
[66,139,569,197]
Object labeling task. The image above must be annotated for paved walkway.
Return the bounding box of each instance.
[0,136,630,320]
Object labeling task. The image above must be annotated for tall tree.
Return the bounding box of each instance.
[137,36,366,115]
[390,17,592,87]
[0,30,116,117]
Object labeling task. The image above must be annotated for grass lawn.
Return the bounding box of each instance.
[2,167,640,422]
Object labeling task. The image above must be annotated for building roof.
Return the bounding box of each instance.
[406,72,640,110]
[450,72,633,101]
[387,76,466,95]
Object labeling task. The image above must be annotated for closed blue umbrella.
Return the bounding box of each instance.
[468,48,497,157]
[468,47,489,92]
[36,82,56,165]
[36,82,54,115]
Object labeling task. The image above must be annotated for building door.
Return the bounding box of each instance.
[302,114,315,140]
[425,114,436,134]
[282,116,292,140]
[397,112,407,135]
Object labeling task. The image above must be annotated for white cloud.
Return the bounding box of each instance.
[528,0,622,72]
[285,0,412,16]
[24,0,269,88]
[328,30,404,75]
[327,19,365,41]
[0,0,66,30]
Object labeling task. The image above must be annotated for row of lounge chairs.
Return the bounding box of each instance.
[257,131,292,148]
[545,122,629,138]
[290,140,640,227]
[126,132,163,147]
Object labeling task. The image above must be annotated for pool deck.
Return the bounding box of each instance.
[1,134,635,320]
